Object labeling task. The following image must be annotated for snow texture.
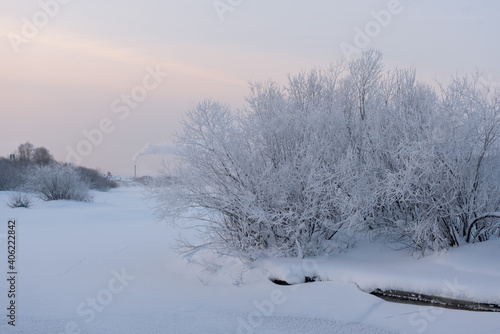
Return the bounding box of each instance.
[1,186,499,333]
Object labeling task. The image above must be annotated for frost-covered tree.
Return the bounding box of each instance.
[149,51,500,258]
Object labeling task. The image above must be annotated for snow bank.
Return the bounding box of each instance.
[262,239,500,305]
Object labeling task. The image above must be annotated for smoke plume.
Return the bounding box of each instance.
[133,143,177,163]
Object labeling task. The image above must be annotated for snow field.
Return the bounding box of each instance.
[0,186,499,333]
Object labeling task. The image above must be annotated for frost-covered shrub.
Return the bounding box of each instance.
[367,73,500,253]
[150,50,500,258]
[25,163,93,202]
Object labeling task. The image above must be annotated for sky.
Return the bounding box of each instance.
[1,0,499,176]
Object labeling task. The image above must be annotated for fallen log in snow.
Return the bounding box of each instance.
[270,278,500,312]
[370,289,500,312]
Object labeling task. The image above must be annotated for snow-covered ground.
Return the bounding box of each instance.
[1,186,499,334]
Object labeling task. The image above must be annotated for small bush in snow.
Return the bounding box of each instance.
[25,163,93,202]
[7,192,32,208]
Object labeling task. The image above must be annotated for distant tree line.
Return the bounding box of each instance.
[1,142,117,204]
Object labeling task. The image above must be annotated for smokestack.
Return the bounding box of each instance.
[134,165,137,178]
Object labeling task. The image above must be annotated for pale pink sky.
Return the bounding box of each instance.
[1,0,499,176]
